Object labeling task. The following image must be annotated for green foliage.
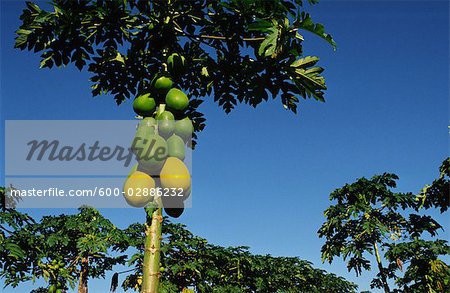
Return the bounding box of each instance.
[120,219,357,292]
[319,158,450,292]
[14,0,335,144]
[417,158,450,213]
[318,173,418,276]
[0,206,128,290]
[384,239,450,292]
[0,194,37,288]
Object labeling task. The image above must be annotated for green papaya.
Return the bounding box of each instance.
[167,134,185,161]
[156,110,175,139]
[167,53,186,75]
[133,93,156,117]
[174,117,194,142]
[158,119,175,139]
[156,110,175,121]
[139,117,157,128]
[151,74,173,92]
[132,121,156,155]
[137,134,168,174]
[165,88,189,111]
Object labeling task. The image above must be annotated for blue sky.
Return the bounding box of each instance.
[1,0,449,292]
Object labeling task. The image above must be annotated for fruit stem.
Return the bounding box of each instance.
[141,206,163,293]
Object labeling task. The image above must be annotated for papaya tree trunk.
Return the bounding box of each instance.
[373,242,390,293]
[141,207,163,293]
[78,256,89,293]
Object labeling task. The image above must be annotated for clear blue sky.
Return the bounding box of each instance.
[1,1,449,292]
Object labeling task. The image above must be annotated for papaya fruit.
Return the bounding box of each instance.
[160,157,191,191]
[133,93,156,117]
[137,134,168,173]
[165,88,189,111]
[123,171,155,207]
[164,206,184,218]
[156,110,175,139]
[132,120,157,155]
[167,53,186,75]
[156,110,174,121]
[139,117,157,128]
[152,75,173,92]
[174,117,194,142]
[158,119,175,139]
[167,134,185,161]
[162,192,184,217]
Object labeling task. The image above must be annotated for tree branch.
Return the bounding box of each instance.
[173,25,265,42]
[196,34,266,41]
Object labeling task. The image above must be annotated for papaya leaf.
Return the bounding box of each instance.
[247,19,274,33]
[297,12,337,50]
[290,56,320,68]
[258,27,279,57]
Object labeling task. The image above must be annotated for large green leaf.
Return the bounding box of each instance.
[297,12,337,50]
[258,26,280,57]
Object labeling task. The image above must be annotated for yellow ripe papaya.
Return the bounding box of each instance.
[160,157,191,191]
[123,171,155,207]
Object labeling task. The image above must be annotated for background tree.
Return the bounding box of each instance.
[117,219,358,292]
[379,158,450,293]
[319,159,450,293]
[0,206,128,293]
[383,239,450,292]
[417,158,450,213]
[15,0,336,291]
[0,187,37,288]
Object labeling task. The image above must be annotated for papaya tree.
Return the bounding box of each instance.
[15,0,336,291]
[116,219,358,292]
[417,157,450,213]
[0,187,38,288]
[379,158,450,292]
[319,160,450,292]
[1,206,128,292]
[383,239,450,292]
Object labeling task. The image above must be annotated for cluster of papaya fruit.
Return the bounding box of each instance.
[46,259,65,293]
[123,53,192,218]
